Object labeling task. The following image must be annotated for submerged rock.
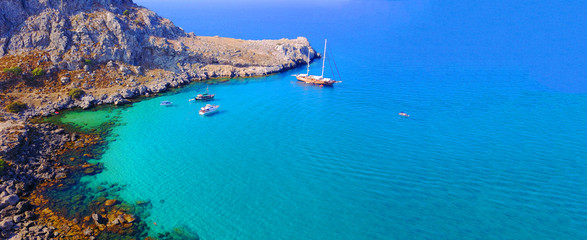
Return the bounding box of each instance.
[122,214,136,223]
[83,227,93,236]
[104,199,119,206]
[92,213,107,225]
[83,167,96,175]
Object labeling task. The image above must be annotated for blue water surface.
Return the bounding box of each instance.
[80,1,586,239]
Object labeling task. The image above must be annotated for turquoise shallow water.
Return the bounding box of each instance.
[80,69,587,239]
[75,1,587,239]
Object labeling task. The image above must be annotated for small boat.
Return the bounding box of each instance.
[195,86,215,100]
[160,100,173,106]
[399,112,410,117]
[199,104,219,115]
[294,39,341,86]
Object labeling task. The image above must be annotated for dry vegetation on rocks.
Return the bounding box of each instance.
[0,0,317,120]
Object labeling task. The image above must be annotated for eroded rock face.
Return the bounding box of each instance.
[1,0,183,67]
[0,0,317,120]
[0,0,316,72]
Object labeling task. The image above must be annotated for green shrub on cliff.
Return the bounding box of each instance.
[0,158,6,174]
[83,59,93,65]
[123,10,130,16]
[69,88,85,99]
[5,101,27,113]
[3,66,22,76]
[32,67,45,77]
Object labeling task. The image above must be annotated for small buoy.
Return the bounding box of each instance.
[319,85,323,87]
[55,111,60,114]
[153,222,157,225]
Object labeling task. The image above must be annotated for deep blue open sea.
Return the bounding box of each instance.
[72,0,586,239]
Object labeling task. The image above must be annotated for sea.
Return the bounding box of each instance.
[61,0,586,239]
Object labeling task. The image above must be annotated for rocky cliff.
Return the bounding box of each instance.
[0,1,318,238]
[0,0,317,119]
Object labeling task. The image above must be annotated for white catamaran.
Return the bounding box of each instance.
[295,39,341,86]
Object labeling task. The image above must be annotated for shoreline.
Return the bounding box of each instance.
[1,52,318,122]
[0,62,313,239]
[0,103,201,239]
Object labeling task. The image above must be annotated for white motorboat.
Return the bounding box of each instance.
[199,104,219,115]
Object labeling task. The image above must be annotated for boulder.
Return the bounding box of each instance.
[91,213,106,225]
[60,77,70,84]
[114,99,130,105]
[1,194,19,206]
[119,66,131,75]
[0,217,14,231]
[24,211,36,220]
[120,88,137,98]
[83,227,93,236]
[111,214,125,225]
[12,215,22,223]
[79,95,96,109]
[15,201,31,213]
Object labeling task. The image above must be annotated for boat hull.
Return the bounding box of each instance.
[199,105,219,115]
[199,109,218,115]
[196,94,215,100]
[296,75,337,86]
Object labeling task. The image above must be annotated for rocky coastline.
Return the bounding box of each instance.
[1,122,71,239]
[0,0,317,238]
[1,105,203,239]
[1,0,318,121]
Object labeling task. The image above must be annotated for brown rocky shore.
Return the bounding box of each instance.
[1,122,72,239]
[0,0,317,239]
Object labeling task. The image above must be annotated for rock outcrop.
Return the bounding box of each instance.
[0,122,72,239]
[0,1,319,238]
[0,0,318,120]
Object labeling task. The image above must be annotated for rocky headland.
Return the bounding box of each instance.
[0,0,317,238]
[0,0,317,119]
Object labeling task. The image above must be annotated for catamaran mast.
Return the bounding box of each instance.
[321,39,327,78]
[306,47,310,75]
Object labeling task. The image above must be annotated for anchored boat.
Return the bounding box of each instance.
[195,86,215,100]
[399,112,410,117]
[294,39,341,86]
[199,104,219,115]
